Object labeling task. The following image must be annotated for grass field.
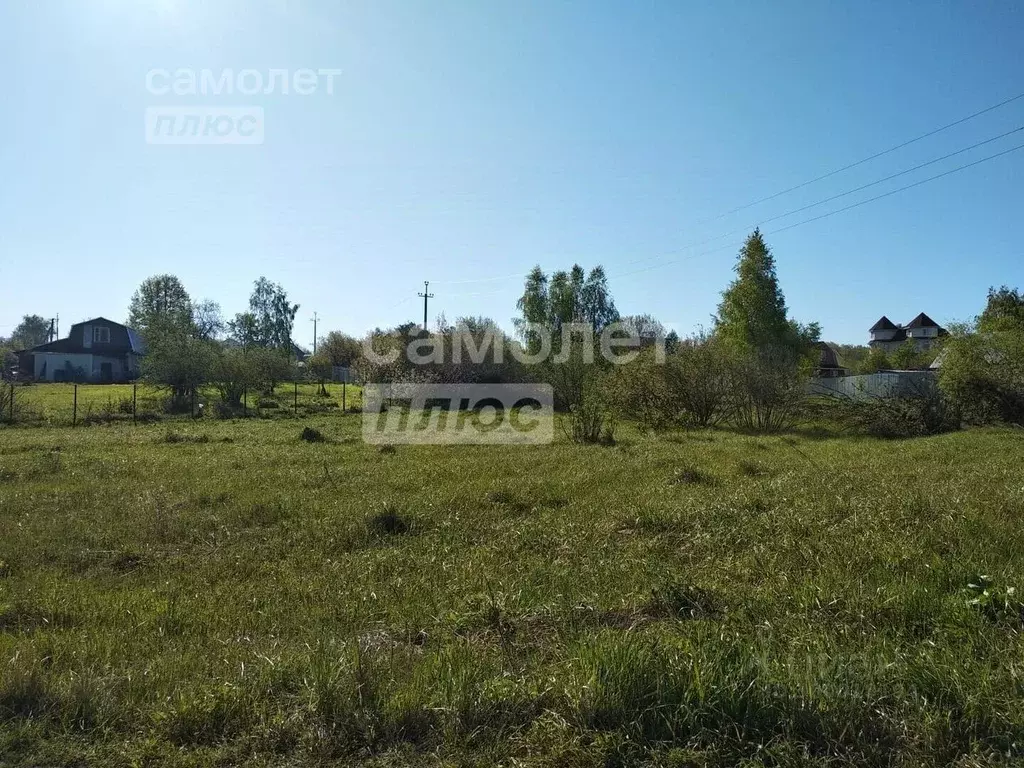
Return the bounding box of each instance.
[5,381,362,425]
[1,400,1024,765]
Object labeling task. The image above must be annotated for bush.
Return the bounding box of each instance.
[563,373,615,444]
[545,349,595,413]
[939,327,1024,426]
[142,332,217,405]
[729,345,810,433]
[829,386,960,439]
[211,347,254,408]
[213,401,239,419]
[607,333,754,431]
[607,349,675,431]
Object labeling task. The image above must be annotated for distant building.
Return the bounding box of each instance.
[869,313,947,353]
[22,317,145,383]
[814,342,846,378]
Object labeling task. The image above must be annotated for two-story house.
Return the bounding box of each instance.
[25,317,145,383]
[868,312,947,353]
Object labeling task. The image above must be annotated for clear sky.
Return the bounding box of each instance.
[1,0,1022,346]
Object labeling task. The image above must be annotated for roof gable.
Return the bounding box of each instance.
[905,312,940,329]
[870,316,898,331]
[69,317,129,332]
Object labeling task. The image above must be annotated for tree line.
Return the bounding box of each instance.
[3,231,1021,433]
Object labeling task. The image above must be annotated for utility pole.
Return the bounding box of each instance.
[311,312,318,355]
[48,318,55,343]
[417,281,434,331]
[55,314,59,340]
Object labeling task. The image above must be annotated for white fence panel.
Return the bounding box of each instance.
[808,371,938,399]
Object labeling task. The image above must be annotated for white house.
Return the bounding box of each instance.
[25,317,145,383]
[869,313,947,354]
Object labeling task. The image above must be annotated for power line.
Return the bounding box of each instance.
[753,125,1023,227]
[423,88,1024,287]
[617,123,1024,271]
[610,139,1024,280]
[444,124,1024,291]
[770,140,1024,236]
[697,89,1024,224]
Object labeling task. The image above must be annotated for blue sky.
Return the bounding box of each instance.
[1,0,1022,346]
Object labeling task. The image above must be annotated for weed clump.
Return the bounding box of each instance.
[671,466,716,486]
[163,431,210,444]
[737,459,765,477]
[647,581,724,619]
[368,505,410,536]
[300,426,326,443]
[964,575,1023,626]
[109,552,146,573]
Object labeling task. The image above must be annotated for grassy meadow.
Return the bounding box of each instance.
[1,391,1024,766]
[6,381,361,425]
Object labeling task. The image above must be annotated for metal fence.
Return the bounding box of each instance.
[0,380,359,427]
[808,371,939,400]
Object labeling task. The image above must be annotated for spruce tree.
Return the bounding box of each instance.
[715,229,796,351]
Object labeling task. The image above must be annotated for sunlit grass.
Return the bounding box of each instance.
[8,381,362,425]
[1,415,1023,765]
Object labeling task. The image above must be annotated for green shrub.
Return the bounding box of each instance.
[939,327,1024,426]
[836,390,960,439]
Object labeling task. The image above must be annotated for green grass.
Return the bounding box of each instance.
[1,411,1023,766]
[7,381,362,425]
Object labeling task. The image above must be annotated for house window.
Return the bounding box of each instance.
[92,326,110,344]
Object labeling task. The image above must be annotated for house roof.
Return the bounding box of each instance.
[870,316,898,332]
[27,338,85,354]
[71,316,126,329]
[816,341,842,369]
[905,312,941,330]
[126,328,146,354]
[26,317,145,355]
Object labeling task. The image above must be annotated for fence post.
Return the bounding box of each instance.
[8,383,13,424]
[294,381,298,414]
[243,387,247,417]
[191,389,196,419]
[343,380,347,412]
[73,384,78,427]
[132,382,137,425]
